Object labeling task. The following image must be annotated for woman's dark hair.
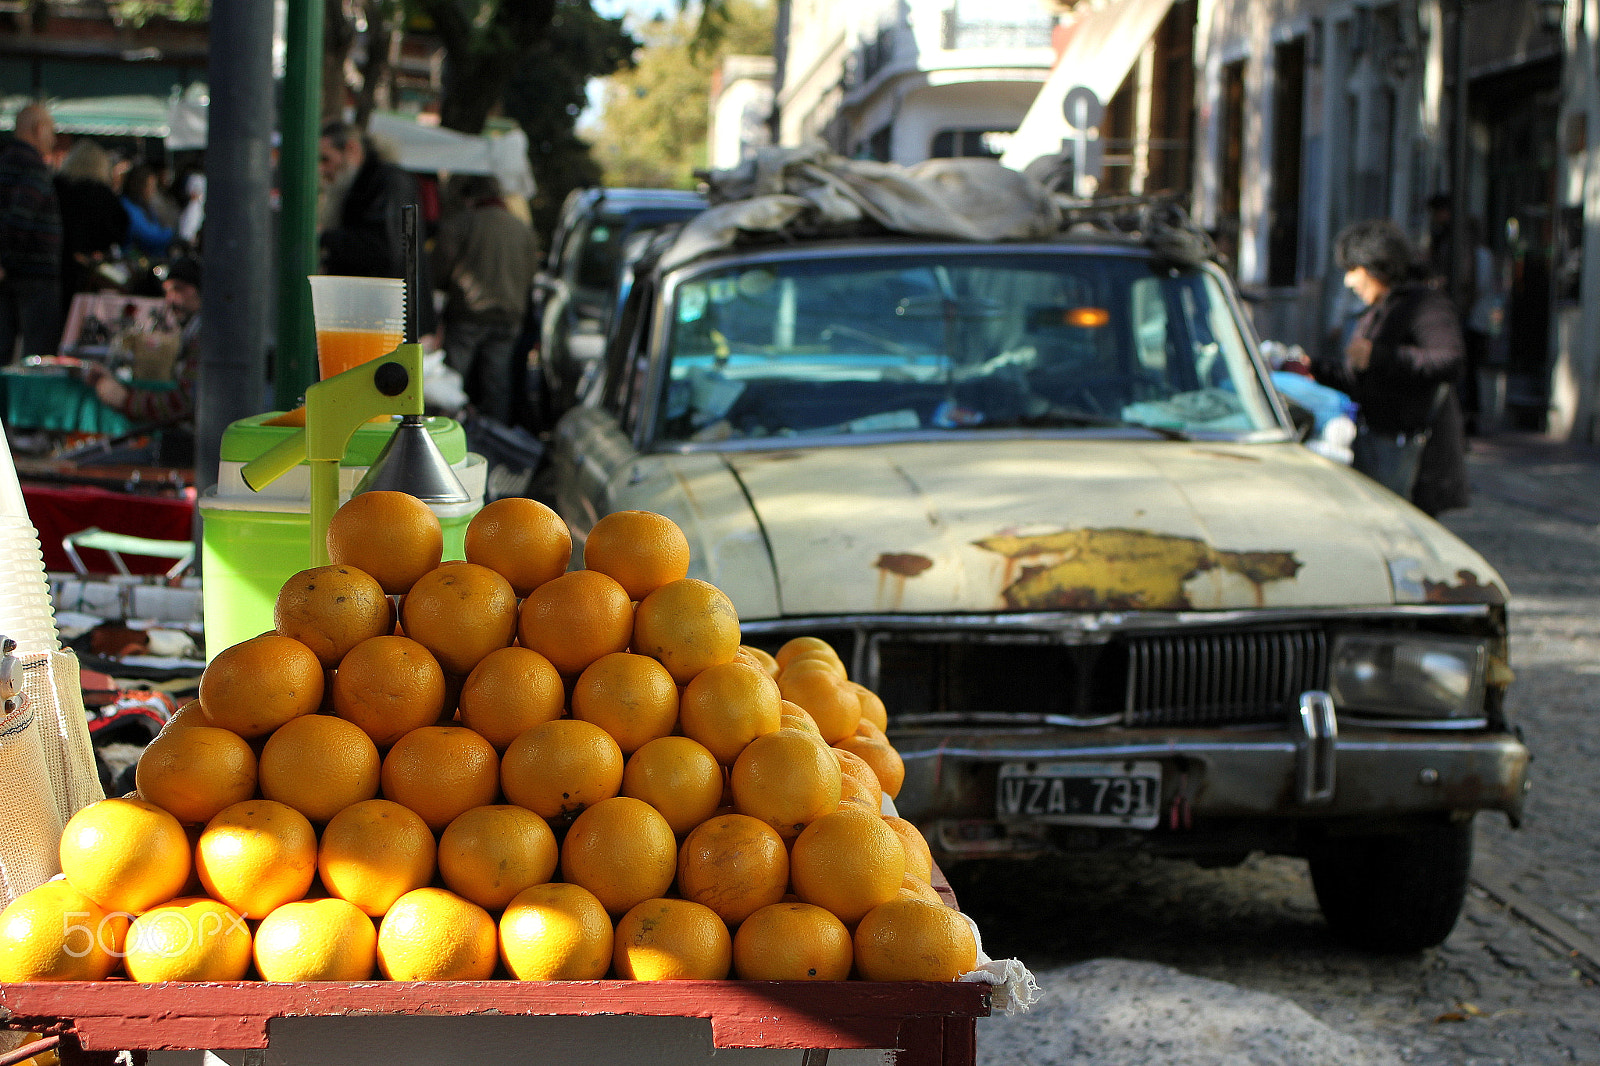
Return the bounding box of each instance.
[1334,219,1422,287]
[122,163,158,205]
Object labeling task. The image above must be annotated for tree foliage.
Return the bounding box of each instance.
[501,0,638,243]
[592,0,772,190]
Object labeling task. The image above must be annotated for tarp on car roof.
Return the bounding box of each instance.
[660,146,1064,271]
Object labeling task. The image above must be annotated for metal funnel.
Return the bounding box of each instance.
[351,205,470,505]
[352,415,471,504]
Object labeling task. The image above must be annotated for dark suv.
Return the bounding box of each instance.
[533,187,706,420]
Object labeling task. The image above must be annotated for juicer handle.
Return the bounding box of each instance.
[241,429,307,492]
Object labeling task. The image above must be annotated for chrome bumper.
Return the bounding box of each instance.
[891,700,1531,851]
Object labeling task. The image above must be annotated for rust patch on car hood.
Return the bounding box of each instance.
[973,527,1301,610]
[671,440,1513,615]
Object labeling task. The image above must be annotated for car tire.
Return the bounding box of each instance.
[1308,817,1474,952]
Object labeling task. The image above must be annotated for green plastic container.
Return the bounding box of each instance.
[199,413,484,660]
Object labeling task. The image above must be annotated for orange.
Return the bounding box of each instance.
[500,719,623,821]
[196,799,318,918]
[326,490,443,595]
[676,813,789,925]
[836,770,880,813]
[559,796,677,917]
[134,724,258,826]
[59,797,191,913]
[730,727,842,840]
[581,510,691,601]
[0,881,126,982]
[571,652,679,754]
[499,882,614,980]
[253,896,378,981]
[897,872,943,904]
[632,578,741,684]
[883,816,935,883]
[678,659,782,766]
[463,496,572,596]
[612,898,731,980]
[789,807,906,925]
[851,682,889,732]
[778,658,861,743]
[832,747,884,813]
[273,564,394,669]
[318,798,437,916]
[457,646,566,751]
[835,729,905,799]
[775,636,846,675]
[736,644,780,679]
[779,700,822,736]
[376,887,497,980]
[732,901,853,981]
[199,633,324,739]
[332,634,446,748]
[620,736,724,835]
[258,713,381,823]
[159,699,208,732]
[518,569,634,676]
[400,563,518,676]
[380,725,501,831]
[853,897,978,981]
[437,805,559,911]
[124,897,252,982]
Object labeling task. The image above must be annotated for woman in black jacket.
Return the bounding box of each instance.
[1313,219,1469,514]
[54,140,129,315]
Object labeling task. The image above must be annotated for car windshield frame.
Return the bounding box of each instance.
[624,241,1295,453]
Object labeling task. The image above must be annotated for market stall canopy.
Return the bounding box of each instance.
[999,0,1177,174]
[1,92,533,196]
[0,93,174,138]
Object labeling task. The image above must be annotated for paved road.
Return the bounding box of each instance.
[963,433,1600,1065]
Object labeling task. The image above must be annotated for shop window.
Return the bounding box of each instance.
[929,129,1004,159]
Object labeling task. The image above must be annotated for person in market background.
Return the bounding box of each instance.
[1313,219,1468,516]
[82,255,202,465]
[317,120,437,339]
[54,139,129,317]
[120,162,176,260]
[431,175,540,425]
[0,102,62,362]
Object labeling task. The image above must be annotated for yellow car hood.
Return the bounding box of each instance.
[651,439,1505,617]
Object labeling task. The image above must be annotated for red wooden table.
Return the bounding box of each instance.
[1,979,990,1066]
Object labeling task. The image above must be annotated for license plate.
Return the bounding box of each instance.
[995,760,1162,829]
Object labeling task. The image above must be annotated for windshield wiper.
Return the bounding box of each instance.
[982,409,1190,440]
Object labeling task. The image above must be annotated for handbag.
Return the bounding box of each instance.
[1352,384,1450,499]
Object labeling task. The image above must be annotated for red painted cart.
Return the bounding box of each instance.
[1,978,990,1066]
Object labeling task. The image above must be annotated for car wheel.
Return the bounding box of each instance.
[1308,817,1473,952]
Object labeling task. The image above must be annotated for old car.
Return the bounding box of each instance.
[533,186,706,421]
[544,157,1530,951]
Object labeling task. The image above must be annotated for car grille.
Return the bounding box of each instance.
[868,626,1329,728]
[1123,628,1329,726]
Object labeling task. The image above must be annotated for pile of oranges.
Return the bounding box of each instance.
[0,494,979,986]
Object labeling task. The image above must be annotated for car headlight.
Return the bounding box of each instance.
[1329,633,1488,719]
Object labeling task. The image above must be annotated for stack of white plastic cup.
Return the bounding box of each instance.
[0,420,60,656]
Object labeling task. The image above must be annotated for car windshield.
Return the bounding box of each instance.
[653,251,1280,443]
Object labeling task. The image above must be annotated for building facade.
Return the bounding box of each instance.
[771,0,1058,164]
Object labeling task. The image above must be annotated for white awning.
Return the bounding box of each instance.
[999,0,1177,173]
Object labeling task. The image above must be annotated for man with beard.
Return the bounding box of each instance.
[317,121,436,339]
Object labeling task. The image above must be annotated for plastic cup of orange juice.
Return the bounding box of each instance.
[308,276,406,379]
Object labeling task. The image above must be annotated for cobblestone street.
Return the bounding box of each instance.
[966,433,1600,1065]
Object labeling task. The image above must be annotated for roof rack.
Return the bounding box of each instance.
[1054,194,1219,267]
